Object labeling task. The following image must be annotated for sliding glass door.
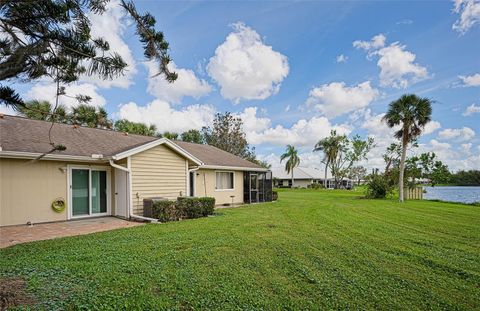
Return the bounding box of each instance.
[71,167,109,217]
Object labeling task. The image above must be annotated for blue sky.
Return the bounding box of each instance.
[6,0,480,171]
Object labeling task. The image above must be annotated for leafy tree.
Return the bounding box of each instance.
[161,132,179,140]
[202,112,256,161]
[0,0,176,109]
[71,104,112,129]
[429,161,451,187]
[349,166,367,186]
[114,119,157,136]
[450,170,480,186]
[180,129,204,144]
[317,130,374,188]
[383,94,432,202]
[18,100,69,123]
[280,145,300,187]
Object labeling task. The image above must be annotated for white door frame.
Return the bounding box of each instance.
[114,168,128,218]
[67,164,112,220]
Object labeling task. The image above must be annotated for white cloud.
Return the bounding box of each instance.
[284,105,291,112]
[461,142,472,153]
[336,54,348,63]
[463,103,480,116]
[206,22,289,103]
[424,121,442,135]
[84,0,136,88]
[353,34,386,52]
[240,107,351,146]
[376,43,428,88]
[25,83,106,109]
[459,73,480,86]
[438,127,475,141]
[354,34,428,88]
[452,0,480,34]
[145,61,212,103]
[306,81,379,118]
[117,100,215,133]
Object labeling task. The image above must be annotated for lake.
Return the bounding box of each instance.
[423,186,480,204]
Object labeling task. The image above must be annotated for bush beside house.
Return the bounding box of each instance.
[152,197,216,222]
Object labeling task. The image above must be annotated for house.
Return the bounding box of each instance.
[272,166,353,189]
[0,115,272,227]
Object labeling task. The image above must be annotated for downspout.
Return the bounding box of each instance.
[109,159,158,223]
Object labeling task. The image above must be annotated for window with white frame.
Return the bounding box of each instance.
[216,171,234,190]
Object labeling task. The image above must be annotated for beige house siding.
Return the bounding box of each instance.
[0,158,68,226]
[195,169,244,205]
[130,144,188,215]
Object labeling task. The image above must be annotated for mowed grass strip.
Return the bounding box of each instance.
[1,189,479,310]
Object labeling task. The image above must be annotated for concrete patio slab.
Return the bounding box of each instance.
[0,217,144,248]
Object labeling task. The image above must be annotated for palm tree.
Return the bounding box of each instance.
[71,104,112,129]
[280,145,300,188]
[383,94,432,202]
[19,100,70,123]
[314,130,343,188]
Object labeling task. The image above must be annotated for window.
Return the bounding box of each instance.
[216,172,234,190]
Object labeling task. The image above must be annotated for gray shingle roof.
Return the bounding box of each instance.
[0,115,262,169]
[174,140,262,169]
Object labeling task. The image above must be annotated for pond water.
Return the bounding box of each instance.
[423,186,480,204]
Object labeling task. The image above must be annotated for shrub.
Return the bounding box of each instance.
[307,183,323,190]
[151,200,177,222]
[152,197,216,222]
[272,191,278,201]
[365,174,393,199]
[198,197,216,216]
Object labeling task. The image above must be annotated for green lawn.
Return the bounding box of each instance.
[1,189,479,310]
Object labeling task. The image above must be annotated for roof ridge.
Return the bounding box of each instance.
[1,114,156,139]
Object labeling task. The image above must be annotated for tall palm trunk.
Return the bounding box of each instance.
[324,161,328,188]
[399,134,408,202]
[291,170,294,188]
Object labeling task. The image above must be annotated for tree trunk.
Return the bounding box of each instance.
[291,170,294,188]
[324,162,328,188]
[399,135,408,202]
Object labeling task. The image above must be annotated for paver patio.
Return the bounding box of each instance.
[0,217,144,248]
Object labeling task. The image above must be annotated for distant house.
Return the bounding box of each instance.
[272,166,353,189]
[0,115,272,227]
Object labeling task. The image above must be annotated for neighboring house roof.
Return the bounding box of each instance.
[174,140,263,170]
[0,115,263,170]
[272,166,332,180]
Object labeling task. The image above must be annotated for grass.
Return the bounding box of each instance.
[1,188,479,310]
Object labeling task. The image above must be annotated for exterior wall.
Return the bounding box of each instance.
[130,144,188,215]
[194,169,244,205]
[1,158,68,226]
[276,178,312,188]
[294,179,313,188]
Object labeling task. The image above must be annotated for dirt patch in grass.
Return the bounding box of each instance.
[0,277,36,310]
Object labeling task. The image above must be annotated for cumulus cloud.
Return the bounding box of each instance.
[238,107,350,146]
[354,34,428,88]
[84,0,136,88]
[336,54,348,63]
[459,73,480,86]
[438,127,475,141]
[145,61,212,103]
[117,100,215,133]
[353,34,386,52]
[206,22,289,103]
[424,121,442,135]
[463,103,480,116]
[305,81,379,118]
[452,0,480,34]
[25,83,106,109]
